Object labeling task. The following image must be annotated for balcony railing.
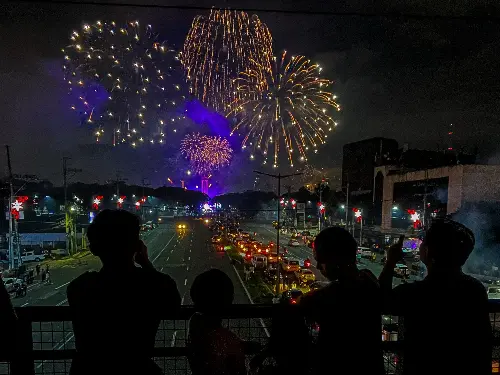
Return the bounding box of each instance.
[1,303,500,375]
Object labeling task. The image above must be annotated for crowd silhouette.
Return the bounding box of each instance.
[0,209,493,375]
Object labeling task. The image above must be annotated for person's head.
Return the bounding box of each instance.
[190,269,234,315]
[313,227,358,280]
[420,218,475,271]
[87,209,141,265]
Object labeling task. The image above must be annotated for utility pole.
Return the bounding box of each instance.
[345,182,349,226]
[6,146,14,269]
[141,177,150,222]
[63,157,82,254]
[254,170,302,297]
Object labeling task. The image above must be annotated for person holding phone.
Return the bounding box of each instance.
[379,219,491,375]
[67,210,181,375]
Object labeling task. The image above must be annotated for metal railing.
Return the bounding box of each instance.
[1,303,500,375]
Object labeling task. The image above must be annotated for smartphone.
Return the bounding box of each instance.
[398,235,405,246]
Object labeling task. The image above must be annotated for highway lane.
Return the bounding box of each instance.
[25,219,267,374]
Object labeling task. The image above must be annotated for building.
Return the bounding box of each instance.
[379,164,500,232]
[342,137,399,193]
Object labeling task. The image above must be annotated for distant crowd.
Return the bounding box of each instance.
[0,209,493,375]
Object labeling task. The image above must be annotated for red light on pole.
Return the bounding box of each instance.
[117,196,126,209]
[353,207,362,223]
[92,195,103,211]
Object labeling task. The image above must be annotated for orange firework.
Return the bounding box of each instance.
[181,9,273,113]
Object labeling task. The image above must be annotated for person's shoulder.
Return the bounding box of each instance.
[68,271,99,291]
[67,271,100,303]
[144,268,177,287]
[460,273,487,294]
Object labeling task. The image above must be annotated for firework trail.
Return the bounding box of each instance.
[63,20,186,146]
[180,133,233,175]
[181,9,273,113]
[227,51,340,167]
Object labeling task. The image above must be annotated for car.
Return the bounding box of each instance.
[252,255,267,269]
[213,244,225,252]
[394,264,410,278]
[288,239,300,247]
[211,236,222,244]
[309,281,330,291]
[266,252,281,264]
[296,269,315,284]
[21,251,44,263]
[177,223,187,229]
[281,289,303,305]
[301,230,311,237]
[281,258,300,272]
[357,247,372,258]
[488,287,500,300]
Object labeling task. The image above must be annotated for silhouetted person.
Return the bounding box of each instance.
[300,227,384,375]
[67,210,181,375]
[35,264,40,277]
[250,300,311,375]
[188,269,246,375]
[0,278,17,355]
[380,219,492,375]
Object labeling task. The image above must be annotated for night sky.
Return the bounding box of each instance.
[1,0,500,192]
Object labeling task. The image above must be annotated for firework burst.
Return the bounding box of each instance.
[63,20,186,146]
[181,9,273,112]
[180,133,233,175]
[227,51,341,167]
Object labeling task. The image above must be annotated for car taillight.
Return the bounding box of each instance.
[291,299,297,304]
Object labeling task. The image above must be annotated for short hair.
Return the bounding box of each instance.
[87,210,140,259]
[313,226,358,265]
[424,218,475,267]
[190,269,234,312]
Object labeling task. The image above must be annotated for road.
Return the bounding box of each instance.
[241,221,414,286]
[11,219,268,374]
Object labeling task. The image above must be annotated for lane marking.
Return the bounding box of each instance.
[186,266,189,271]
[151,233,176,263]
[170,331,177,347]
[56,299,68,306]
[228,253,270,338]
[184,279,187,286]
[166,257,170,261]
[37,333,74,368]
[188,257,191,261]
[170,249,174,253]
[55,281,71,290]
[21,302,29,307]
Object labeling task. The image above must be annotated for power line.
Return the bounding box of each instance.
[10,0,500,22]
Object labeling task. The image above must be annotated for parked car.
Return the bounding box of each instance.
[394,264,410,278]
[288,239,300,247]
[21,252,44,263]
[488,287,500,300]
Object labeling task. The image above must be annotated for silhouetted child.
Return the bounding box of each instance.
[67,210,181,375]
[380,218,492,375]
[300,227,385,375]
[188,269,246,375]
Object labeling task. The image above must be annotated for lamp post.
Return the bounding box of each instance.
[254,170,302,297]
